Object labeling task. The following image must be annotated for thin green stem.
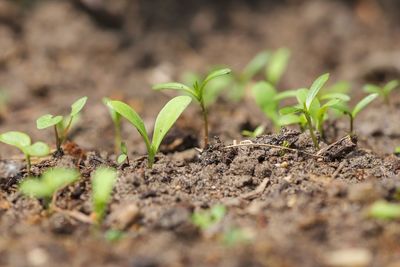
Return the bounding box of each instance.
[304,112,319,149]
[54,125,61,152]
[349,114,354,134]
[148,151,155,168]
[114,120,122,154]
[61,117,73,144]
[200,101,209,148]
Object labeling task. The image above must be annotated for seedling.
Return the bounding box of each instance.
[252,81,297,131]
[395,146,400,156]
[369,200,400,220]
[91,167,117,223]
[103,97,122,154]
[153,68,231,147]
[108,96,191,167]
[242,125,265,138]
[191,204,226,231]
[117,142,129,165]
[363,80,399,105]
[37,96,88,153]
[19,168,79,207]
[279,73,331,149]
[0,131,50,174]
[266,48,291,86]
[332,93,378,134]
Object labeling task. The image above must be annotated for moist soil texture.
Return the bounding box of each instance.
[1,1,400,267]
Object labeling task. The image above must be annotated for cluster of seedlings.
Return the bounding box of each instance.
[1,49,400,238]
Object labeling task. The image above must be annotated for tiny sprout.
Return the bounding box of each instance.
[37,96,88,153]
[117,142,129,165]
[191,204,226,231]
[19,168,79,207]
[363,80,399,105]
[369,200,400,220]
[266,48,291,86]
[103,97,122,154]
[280,73,331,149]
[395,146,400,155]
[108,96,191,168]
[332,93,378,134]
[242,125,265,138]
[92,167,117,223]
[153,68,232,147]
[0,131,50,174]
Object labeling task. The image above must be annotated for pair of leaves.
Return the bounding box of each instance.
[108,96,192,167]
[20,168,79,199]
[37,96,88,130]
[92,167,117,222]
[332,93,378,119]
[0,131,49,157]
[364,80,399,98]
[191,204,226,231]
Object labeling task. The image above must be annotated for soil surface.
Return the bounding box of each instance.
[1,1,400,266]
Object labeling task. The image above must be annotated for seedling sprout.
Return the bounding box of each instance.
[91,167,117,223]
[36,96,88,153]
[108,96,192,167]
[191,204,226,231]
[103,97,122,154]
[0,131,50,174]
[363,80,399,105]
[369,200,400,220]
[242,125,265,138]
[153,68,231,147]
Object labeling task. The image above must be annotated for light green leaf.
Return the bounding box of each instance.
[279,106,301,115]
[243,51,270,80]
[251,81,277,110]
[363,84,381,94]
[108,100,151,151]
[383,80,399,95]
[202,68,232,88]
[278,114,302,126]
[306,73,329,110]
[274,90,298,101]
[92,167,117,220]
[321,98,341,108]
[296,88,308,107]
[266,48,290,85]
[331,102,351,114]
[0,131,31,149]
[36,114,64,129]
[320,93,350,102]
[70,96,88,117]
[20,179,52,198]
[117,154,127,164]
[352,93,378,118]
[369,201,400,220]
[43,168,79,193]
[25,142,50,157]
[151,96,192,153]
[152,82,195,98]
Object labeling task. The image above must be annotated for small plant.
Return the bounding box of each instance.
[103,97,122,154]
[332,93,378,134]
[363,80,399,105]
[191,204,226,231]
[266,48,291,86]
[0,131,50,174]
[395,146,400,156]
[116,142,129,165]
[91,167,117,224]
[369,200,400,220]
[242,125,265,138]
[108,96,192,167]
[279,73,331,149]
[19,168,79,207]
[36,96,88,153]
[153,68,231,147]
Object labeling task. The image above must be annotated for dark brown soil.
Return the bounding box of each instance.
[1,1,400,266]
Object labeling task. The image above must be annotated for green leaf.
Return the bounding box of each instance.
[383,80,399,95]
[152,82,196,98]
[369,201,400,220]
[92,167,117,221]
[151,96,192,153]
[274,90,298,101]
[296,88,308,107]
[306,73,329,110]
[202,68,232,88]
[103,97,120,123]
[266,48,290,85]
[36,114,64,129]
[251,81,277,110]
[363,84,381,95]
[117,154,127,164]
[20,179,52,198]
[278,114,302,126]
[352,93,378,118]
[70,96,88,117]
[242,51,270,80]
[321,98,341,108]
[279,106,301,115]
[108,100,151,151]
[0,131,31,149]
[320,93,350,102]
[326,81,351,94]
[331,102,351,114]
[25,142,50,157]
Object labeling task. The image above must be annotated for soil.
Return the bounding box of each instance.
[1,0,400,266]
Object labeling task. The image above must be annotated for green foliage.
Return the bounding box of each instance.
[332,93,378,134]
[19,168,79,205]
[279,73,331,149]
[191,204,226,231]
[369,201,400,220]
[103,97,123,154]
[37,96,88,151]
[104,229,124,242]
[395,146,400,155]
[153,68,231,147]
[108,96,191,167]
[252,81,297,130]
[116,142,129,165]
[242,125,265,138]
[92,167,117,223]
[266,48,291,86]
[363,80,399,105]
[0,131,50,174]
[223,228,253,246]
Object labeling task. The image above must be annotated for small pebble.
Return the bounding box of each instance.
[27,248,49,266]
[324,248,372,267]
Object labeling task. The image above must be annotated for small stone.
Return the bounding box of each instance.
[324,248,372,267]
[108,203,140,230]
[27,248,49,266]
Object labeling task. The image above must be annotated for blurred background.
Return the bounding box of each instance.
[0,0,399,155]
